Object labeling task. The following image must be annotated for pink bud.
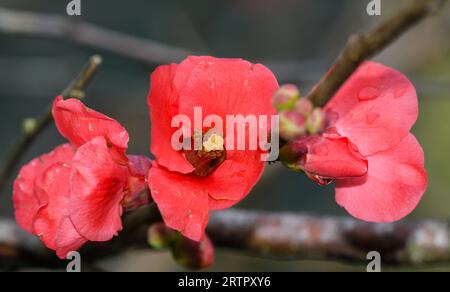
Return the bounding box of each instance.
[272,84,300,111]
[279,110,307,141]
[295,98,314,116]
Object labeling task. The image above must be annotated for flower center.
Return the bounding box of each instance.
[202,133,224,152]
[184,131,226,177]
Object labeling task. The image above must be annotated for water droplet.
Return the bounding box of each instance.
[312,144,329,156]
[365,112,380,124]
[306,173,334,186]
[394,84,408,99]
[350,111,362,122]
[358,87,380,101]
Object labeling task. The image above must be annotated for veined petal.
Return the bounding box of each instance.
[148,64,195,174]
[324,62,418,156]
[52,96,129,158]
[33,163,87,258]
[13,144,75,233]
[335,134,427,222]
[148,163,210,242]
[70,136,128,242]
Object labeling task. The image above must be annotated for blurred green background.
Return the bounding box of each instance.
[0,0,449,271]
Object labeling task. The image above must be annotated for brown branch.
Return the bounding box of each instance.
[0,205,161,270]
[0,219,65,270]
[2,210,450,269]
[0,55,102,193]
[207,210,450,265]
[0,8,193,64]
[307,0,447,107]
[0,7,326,83]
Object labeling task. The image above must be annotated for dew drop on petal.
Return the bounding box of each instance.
[358,86,380,101]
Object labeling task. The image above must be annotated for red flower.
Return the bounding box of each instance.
[284,62,427,222]
[147,56,278,241]
[13,96,151,258]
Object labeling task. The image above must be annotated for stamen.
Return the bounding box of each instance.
[203,133,224,152]
[184,131,226,177]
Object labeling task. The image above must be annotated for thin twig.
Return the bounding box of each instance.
[307,0,447,106]
[0,7,327,83]
[0,8,193,64]
[0,55,103,193]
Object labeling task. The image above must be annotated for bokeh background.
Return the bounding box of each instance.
[0,0,449,271]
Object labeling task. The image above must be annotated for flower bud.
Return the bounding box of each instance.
[295,98,314,116]
[272,84,300,111]
[148,223,177,249]
[306,108,325,135]
[172,235,215,270]
[279,110,306,141]
[122,156,152,211]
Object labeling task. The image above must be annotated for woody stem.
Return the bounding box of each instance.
[307,0,447,107]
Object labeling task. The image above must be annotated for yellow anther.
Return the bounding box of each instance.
[202,133,224,152]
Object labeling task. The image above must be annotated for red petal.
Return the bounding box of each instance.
[206,149,265,209]
[32,163,87,258]
[176,56,278,131]
[55,216,88,259]
[52,96,129,158]
[292,135,368,179]
[335,134,427,222]
[148,65,195,174]
[324,62,418,156]
[148,149,265,240]
[33,163,72,248]
[148,164,210,242]
[70,137,128,241]
[13,144,75,233]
